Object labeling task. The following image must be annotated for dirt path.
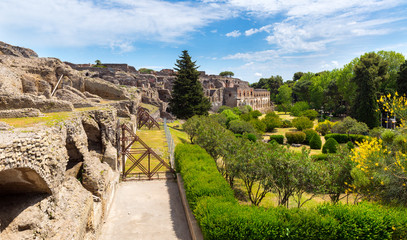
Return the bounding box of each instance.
[100,180,191,240]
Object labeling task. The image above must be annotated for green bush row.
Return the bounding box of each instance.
[324,133,367,143]
[285,131,306,144]
[174,144,236,210]
[269,135,284,144]
[175,143,407,239]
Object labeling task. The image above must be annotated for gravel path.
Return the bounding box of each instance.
[100,180,191,240]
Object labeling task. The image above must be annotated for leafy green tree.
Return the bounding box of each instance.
[249,119,266,133]
[351,52,388,128]
[276,85,292,114]
[300,109,319,120]
[138,68,155,74]
[293,72,314,102]
[322,147,354,203]
[183,115,202,143]
[95,59,102,65]
[234,140,275,205]
[228,120,256,135]
[169,50,211,119]
[291,101,310,116]
[336,58,358,114]
[331,117,369,135]
[377,50,405,95]
[219,71,234,77]
[293,72,304,81]
[251,75,283,101]
[292,116,314,131]
[221,109,239,126]
[397,60,407,95]
[261,114,282,132]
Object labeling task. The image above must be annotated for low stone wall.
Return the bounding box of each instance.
[0,108,41,118]
[0,94,74,113]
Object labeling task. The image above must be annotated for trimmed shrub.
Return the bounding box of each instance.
[323,138,339,154]
[310,134,322,149]
[269,135,284,144]
[285,131,306,144]
[292,116,314,131]
[346,141,355,150]
[312,154,328,161]
[281,119,293,128]
[324,133,349,143]
[325,133,367,144]
[174,144,236,209]
[300,109,319,120]
[304,129,318,144]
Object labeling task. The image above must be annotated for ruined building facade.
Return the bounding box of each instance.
[66,63,273,115]
[201,72,272,112]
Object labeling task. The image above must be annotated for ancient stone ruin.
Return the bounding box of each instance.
[0,41,273,239]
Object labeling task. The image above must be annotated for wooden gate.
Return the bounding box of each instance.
[137,107,160,130]
[121,124,175,180]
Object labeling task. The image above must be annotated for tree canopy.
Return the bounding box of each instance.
[219,71,234,77]
[169,50,211,119]
[351,52,388,128]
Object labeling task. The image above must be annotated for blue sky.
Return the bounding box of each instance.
[0,0,406,83]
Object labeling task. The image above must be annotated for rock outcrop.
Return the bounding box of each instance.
[0,41,38,58]
[0,109,120,240]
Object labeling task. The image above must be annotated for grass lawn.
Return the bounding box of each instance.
[0,106,105,128]
[124,126,172,176]
[233,177,357,209]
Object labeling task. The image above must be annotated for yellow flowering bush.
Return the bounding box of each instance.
[350,137,407,204]
[377,92,407,127]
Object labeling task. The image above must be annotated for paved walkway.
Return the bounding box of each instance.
[100,180,191,240]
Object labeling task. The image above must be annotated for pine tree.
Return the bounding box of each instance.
[351,52,388,128]
[169,50,211,119]
[397,60,407,95]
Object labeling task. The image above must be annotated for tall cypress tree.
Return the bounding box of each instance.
[169,50,211,119]
[351,52,388,128]
[397,60,407,95]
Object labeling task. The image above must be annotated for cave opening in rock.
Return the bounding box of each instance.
[82,119,103,154]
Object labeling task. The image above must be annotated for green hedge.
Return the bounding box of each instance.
[175,144,236,209]
[175,143,407,240]
[269,135,284,144]
[309,134,322,149]
[325,133,367,144]
[285,131,306,144]
[322,138,339,154]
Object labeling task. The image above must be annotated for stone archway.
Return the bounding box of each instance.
[0,168,51,195]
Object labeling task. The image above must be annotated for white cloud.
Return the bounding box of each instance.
[254,72,262,77]
[245,24,272,36]
[226,30,241,37]
[0,0,229,50]
[224,49,279,61]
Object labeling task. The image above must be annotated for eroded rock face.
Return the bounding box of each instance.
[0,109,121,240]
[0,41,38,58]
